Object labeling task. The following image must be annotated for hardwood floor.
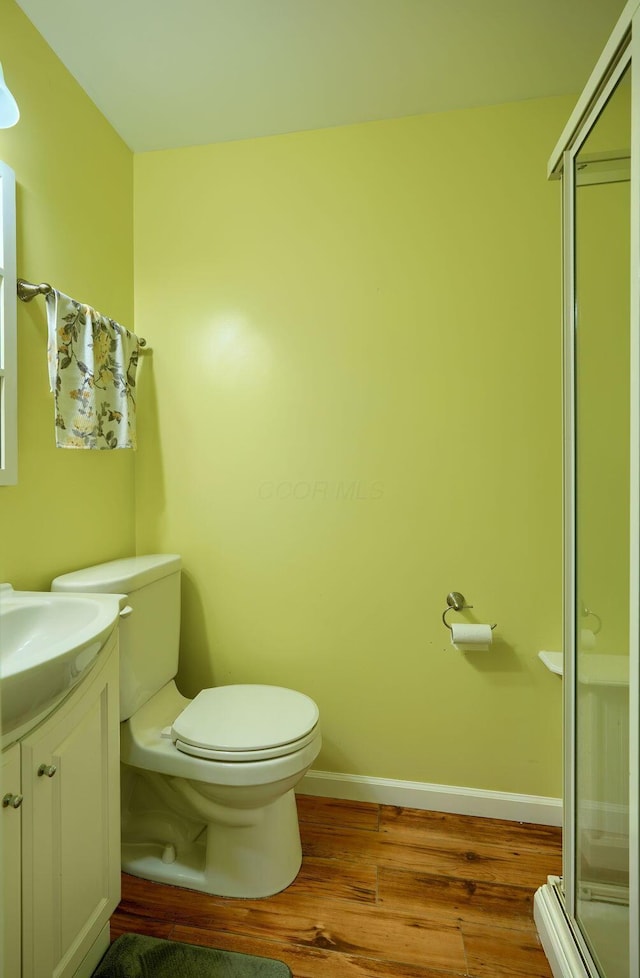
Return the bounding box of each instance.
[110,795,562,978]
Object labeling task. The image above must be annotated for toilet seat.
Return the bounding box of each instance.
[171,684,320,762]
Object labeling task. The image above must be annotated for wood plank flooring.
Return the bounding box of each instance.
[110,795,562,978]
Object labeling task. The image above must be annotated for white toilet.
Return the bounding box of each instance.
[51,554,321,898]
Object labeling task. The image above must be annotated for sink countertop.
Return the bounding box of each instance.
[0,586,123,748]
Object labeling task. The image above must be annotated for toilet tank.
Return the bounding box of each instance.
[52,554,182,721]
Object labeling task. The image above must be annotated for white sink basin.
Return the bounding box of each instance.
[0,585,122,746]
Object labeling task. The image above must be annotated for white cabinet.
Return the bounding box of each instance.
[2,741,22,978]
[2,629,120,978]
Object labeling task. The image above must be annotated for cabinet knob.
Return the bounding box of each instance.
[2,793,23,809]
[37,763,57,778]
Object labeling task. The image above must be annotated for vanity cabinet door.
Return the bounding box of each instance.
[20,634,120,978]
[2,741,22,978]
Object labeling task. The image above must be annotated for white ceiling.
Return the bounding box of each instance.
[15,0,628,153]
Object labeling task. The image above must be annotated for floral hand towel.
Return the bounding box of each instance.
[46,290,140,449]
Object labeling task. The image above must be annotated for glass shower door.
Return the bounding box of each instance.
[572,63,631,978]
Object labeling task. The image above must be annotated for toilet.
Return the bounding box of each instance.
[51,554,321,898]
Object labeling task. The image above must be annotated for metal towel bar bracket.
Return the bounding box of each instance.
[17,279,53,302]
[441,591,497,631]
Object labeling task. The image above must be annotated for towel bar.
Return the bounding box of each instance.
[17,278,148,347]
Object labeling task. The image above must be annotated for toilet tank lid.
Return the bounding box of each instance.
[51,554,181,594]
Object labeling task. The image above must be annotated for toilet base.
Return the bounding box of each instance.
[121,788,303,898]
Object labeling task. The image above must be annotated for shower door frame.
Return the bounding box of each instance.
[535,1,640,976]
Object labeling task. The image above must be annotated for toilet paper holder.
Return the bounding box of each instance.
[441,591,497,631]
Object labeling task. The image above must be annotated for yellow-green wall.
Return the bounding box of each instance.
[134,97,570,797]
[0,0,569,797]
[0,0,135,588]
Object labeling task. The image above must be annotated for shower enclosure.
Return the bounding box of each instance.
[534,3,639,977]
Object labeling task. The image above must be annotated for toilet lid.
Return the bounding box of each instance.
[171,684,319,757]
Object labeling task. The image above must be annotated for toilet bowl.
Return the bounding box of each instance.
[52,555,322,898]
[120,680,320,897]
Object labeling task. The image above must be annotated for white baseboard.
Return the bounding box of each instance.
[298,769,562,826]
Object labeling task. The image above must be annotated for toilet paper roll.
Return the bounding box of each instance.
[450,623,493,651]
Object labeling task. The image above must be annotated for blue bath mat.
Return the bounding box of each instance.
[93,934,292,978]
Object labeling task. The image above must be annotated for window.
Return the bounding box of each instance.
[0,160,16,485]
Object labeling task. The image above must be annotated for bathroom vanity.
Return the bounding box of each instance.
[1,625,120,978]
